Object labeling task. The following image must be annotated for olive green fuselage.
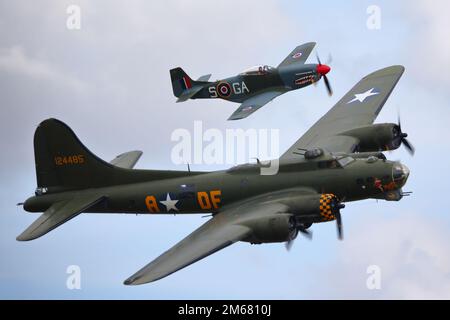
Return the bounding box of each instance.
[24,158,402,215]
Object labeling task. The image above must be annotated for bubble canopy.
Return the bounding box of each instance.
[239,65,275,75]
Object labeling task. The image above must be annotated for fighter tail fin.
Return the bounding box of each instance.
[169,67,211,98]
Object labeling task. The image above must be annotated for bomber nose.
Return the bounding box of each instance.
[392,162,410,187]
[316,64,331,75]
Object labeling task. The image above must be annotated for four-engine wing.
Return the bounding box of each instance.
[281,65,405,160]
[228,90,285,120]
[124,211,251,285]
[277,42,316,68]
[124,188,319,285]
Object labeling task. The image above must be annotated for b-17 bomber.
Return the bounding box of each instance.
[18,66,412,285]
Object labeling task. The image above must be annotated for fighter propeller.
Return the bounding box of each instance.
[316,53,333,96]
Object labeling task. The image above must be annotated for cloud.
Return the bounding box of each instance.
[0,46,87,92]
[401,0,450,88]
[306,212,450,299]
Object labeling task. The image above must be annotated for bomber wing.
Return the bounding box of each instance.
[277,42,316,68]
[124,211,251,285]
[228,90,285,120]
[281,65,405,160]
[124,188,317,285]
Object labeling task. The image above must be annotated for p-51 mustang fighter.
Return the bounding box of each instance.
[18,66,412,285]
[170,42,332,120]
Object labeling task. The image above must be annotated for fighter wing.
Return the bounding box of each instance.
[228,90,285,120]
[17,194,105,241]
[277,42,316,68]
[110,150,143,169]
[281,65,405,160]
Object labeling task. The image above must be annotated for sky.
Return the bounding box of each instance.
[1,0,450,299]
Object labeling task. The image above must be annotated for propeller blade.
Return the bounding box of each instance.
[323,75,333,96]
[397,114,415,156]
[402,138,415,155]
[285,239,294,251]
[299,228,313,240]
[336,212,343,240]
[316,52,322,65]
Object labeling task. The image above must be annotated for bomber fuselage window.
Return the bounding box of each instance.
[318,160,340,169]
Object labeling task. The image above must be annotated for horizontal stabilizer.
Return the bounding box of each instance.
[17,194,105,241]
[196,74,211,82]
[176,86,205,103]
[110,150,143,169]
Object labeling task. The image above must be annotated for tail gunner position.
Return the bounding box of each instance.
[170,42,332,120]
[18,66,411,285]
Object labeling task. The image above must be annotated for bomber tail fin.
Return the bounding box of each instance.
[33,118,122,193]
[32,119,193,194]
[18,118,205,241]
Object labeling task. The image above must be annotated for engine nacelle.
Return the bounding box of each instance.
[242,213,297,244]
[290,193,342,223]
[340,123,402,152]
[242,194,344,244]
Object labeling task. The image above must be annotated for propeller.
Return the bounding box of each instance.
[335,210,343,240]
[285,219,313,251]
[332,201,345,241]
[316,52,333,96]
[394,116,415,155]
[285,238,295,251]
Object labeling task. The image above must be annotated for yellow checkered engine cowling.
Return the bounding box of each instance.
[319,193,339,222]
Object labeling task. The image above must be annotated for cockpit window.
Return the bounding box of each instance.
[239,65,275,75]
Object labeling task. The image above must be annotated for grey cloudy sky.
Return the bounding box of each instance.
[1,0,450,299]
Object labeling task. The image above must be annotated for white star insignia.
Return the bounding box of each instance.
[160,193,179,212]
[347,88,380,104]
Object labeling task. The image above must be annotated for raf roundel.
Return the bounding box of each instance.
[292,52,303,59]
[217,82,232,98]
